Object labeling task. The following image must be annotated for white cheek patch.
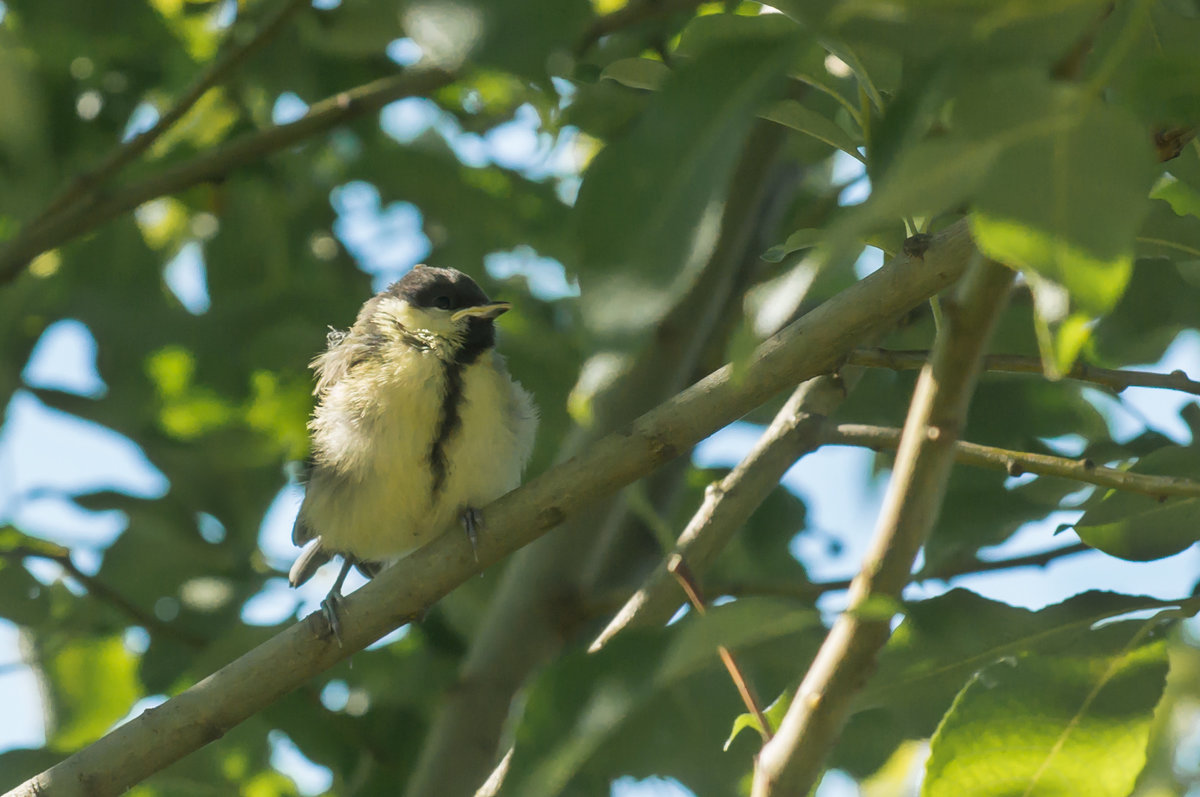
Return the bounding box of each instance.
[381,296,459,340]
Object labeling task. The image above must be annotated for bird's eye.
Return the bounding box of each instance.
[433,295,452,310]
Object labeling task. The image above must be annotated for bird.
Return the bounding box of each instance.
[288,265,538,643]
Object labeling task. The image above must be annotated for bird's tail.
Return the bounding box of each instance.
[289,539,331,587]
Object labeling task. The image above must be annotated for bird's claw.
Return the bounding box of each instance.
[461,507,482,562]
[321,591,344,648]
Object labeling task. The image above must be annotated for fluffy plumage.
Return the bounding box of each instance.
[289,266,538,597]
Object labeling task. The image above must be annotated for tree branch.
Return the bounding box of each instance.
[0,68,455,284]
[19,0,308,238]
[828,423,1200,499]
[4,220,975,797]
[589,373,850,652]
[753,256,1015,796]
[849,347,1200,397]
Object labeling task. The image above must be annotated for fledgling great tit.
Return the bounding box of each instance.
[288,265,538,642]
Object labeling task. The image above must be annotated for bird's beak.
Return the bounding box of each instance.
[452,302,511,322]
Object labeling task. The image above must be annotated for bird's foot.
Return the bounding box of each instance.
[461,507,482,562]
[320,590,345,648]
[316,558,354,647]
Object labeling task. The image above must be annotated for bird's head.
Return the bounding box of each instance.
[368,265,509,363]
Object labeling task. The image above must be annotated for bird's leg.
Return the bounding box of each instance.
[321,558,354,647]
[460,507,482,562]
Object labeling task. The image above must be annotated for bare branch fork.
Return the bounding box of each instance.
[590,372,853,651]
[4,222,975,797]
[753,256,1016,795]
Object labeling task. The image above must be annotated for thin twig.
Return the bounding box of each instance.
[22,0,307,237]
[0,68,455,284]
[849,347,1200,397]
[3,547,203,647]
[667,554,772,742]
[829,423,1200,499]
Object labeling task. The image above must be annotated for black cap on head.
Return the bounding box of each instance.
[389,266,499,362]
[390,266,491,312]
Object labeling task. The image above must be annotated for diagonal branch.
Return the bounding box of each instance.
[828,423,1200,499]
[849,347,1200,397]
[3,219,978,797]
[753,256,1016,796]
[21,0,308,237]
[0,68,456,285]
[589,372,851,652]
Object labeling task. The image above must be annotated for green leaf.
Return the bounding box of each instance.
[1137,197,1200,262]
[600,58,669,92]
[762,99,864,160]
[572,29,802,335]
[833,590,1175,777]
[923,621,1169,797]
[828,136,998,257]
[656,598,821,685]
[762,228,823,263]
[725,689,792,751]
[1075,446,1200,561]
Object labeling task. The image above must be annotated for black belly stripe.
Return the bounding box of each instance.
[429,359,465,496]
[427,317,494,498]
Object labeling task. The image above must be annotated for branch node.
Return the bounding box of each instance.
[1005,460,1025,477]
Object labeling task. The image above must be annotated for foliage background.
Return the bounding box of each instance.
[2,0,1200,795]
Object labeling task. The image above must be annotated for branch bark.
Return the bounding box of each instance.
[752,255,1015,796]
[589,372,850,651]
[4,221,974,797]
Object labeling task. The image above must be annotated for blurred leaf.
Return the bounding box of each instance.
[762,227,822,263]
[762,98,864,160]
[656,598,821,684]
[1137,197,1200,262]
[403,0,591,82]
[957,71,1155,372]
[44,635,140,749]
[572,28,801,335]
[923,621,1169,797]
[600,57,669,92]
